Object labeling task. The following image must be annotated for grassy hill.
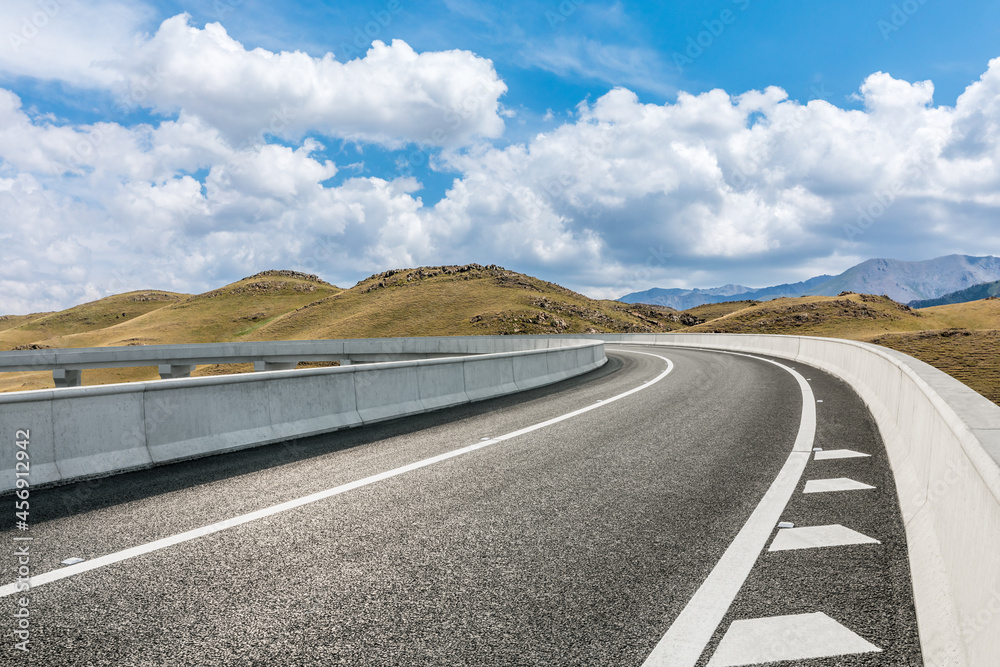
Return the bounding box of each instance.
[868,329,1000,405]
[245,265,681,340]
[677,292,1000,404]
[0,265,682,392]
[0,291,185,350]
[684,293,931,338]
[1,268,997,405]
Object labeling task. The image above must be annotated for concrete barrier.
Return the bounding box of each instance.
[354,362,425,423]
[53,386,152,480]
[464,354,518,402]
[576,332,1000,666]
[0,337,605,495]
[0,336,572,373]
[2,393,59,487]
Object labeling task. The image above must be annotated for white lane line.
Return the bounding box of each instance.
[0,351,675,599]
[814,449,870,461]
[804,478,876,493]
[769,524,880,552]
[707,612,881,666]
[640,350,816,667]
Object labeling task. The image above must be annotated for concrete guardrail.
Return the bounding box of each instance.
[0,336,605,493]
[578,332,999,667]
[0,337,593,386]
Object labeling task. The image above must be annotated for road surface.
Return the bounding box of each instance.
[1,346,921,665]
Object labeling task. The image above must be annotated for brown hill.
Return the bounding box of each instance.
[675,293,1000,404]
[0,265,681,392]
[245,264,682,340]
[1,269,996,404]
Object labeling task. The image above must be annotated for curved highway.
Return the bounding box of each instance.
[1,346,921,665]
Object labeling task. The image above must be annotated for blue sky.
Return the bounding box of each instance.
[1,0,1000,313]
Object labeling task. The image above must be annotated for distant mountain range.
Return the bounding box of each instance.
[621,255,1000,310]
[909,280,1000,308]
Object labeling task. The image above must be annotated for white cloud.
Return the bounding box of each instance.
[0,87,430,311]
[3,51,1000,313]
[0,0,153,86]
[112,15,507,147]
[412,61,1000,296]
[2,9,508,149]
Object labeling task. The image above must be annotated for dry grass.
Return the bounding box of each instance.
[249,265,683,340]
[2,266,997,405]
[681,300,760,323]
[0,265,679,392]
[867,329,1000,405]
[682,293,997,339]
[676,293,1000,405]
[0,291,185,350]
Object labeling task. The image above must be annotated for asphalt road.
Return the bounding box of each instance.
[1,346,921,666]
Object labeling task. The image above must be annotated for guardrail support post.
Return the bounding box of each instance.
[253,361,298,372]
[158,364,197,379]
[53,369,82,388]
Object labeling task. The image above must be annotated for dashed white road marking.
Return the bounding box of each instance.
[621,346,886,666]
[706,612,881,666]
[804,477,876,493]
[0,350,677,599]
[640,351,815,667]
[814,449,870,461]
[769,524,880,552]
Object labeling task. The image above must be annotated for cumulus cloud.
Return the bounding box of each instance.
[0,0,152,86]
[413,60,1000,297]
[2,44,1000,313]
[111,15,507,147]
[0,86,420,312]
[3,9,508,149]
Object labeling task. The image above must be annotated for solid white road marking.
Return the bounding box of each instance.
[814,449,870,461]
[641,351,815,667]
[0,351,676,599]
[769,524,880,552]
[707,612,881,666]
[804,478,876,493]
